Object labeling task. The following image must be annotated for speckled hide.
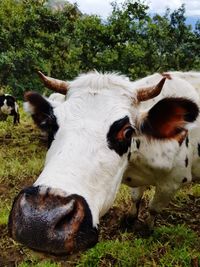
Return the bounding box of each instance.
[122,72,200,219]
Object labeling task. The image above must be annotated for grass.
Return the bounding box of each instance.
[0,205,10,225]
[78,225,199,267]
[0,105,200,266]
[18,260,61,267]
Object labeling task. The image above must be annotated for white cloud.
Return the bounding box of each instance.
[148,0,200,16]
[67,0,200,17]
[67,0,120,18]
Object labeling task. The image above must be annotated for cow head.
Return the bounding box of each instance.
[9,72,199,255]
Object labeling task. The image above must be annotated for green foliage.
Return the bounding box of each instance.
[0,0,199,98]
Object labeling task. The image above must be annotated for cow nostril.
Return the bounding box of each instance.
[54,199,77,231]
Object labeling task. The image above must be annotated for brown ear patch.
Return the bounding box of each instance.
[141,97,199,139]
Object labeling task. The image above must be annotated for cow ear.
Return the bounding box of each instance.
[138,97,199,142]
[24,91,58,134]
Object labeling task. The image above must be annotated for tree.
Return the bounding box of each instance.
[0,0,199,98]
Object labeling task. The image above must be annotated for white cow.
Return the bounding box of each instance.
[9,71,200,255]
[122,72,200,228]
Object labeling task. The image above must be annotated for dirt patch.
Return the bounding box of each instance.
[100,195,200,241]
[157,195,200,235]
[0,225,24,267]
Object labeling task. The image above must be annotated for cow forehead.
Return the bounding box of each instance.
[68,72,132,95]
[55,91,134,131]
[54,73,136,127]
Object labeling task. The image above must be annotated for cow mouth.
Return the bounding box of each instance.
[8,186,98,255]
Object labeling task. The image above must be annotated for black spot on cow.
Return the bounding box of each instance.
[185,136,189,147]
[198,144,200,157]
[136,139,141,150]
[23,186,40,197]
[185,156,188,167]
[107,116,134,156]
[182,177,187,183]
[128,152,131,161]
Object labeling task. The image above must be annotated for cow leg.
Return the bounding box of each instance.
[130,186,146,218]
[130,184,180,236]
[11,108,20,124]
[147,184,180,229]
[130,186,156,236]
[120,186,146,231]
[13,112,20,124]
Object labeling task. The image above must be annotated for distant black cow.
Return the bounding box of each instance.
[0,94,20,124]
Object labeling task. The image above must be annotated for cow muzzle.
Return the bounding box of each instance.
[8,186,98,255]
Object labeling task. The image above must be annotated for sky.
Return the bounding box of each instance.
[66,0,200,18]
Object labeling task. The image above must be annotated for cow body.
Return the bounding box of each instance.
[122,72,200,217]
[9,71,200,255]
[0,94,20,124]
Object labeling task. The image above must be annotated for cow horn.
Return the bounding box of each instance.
[37,71,69,95]
[137,77,166,102]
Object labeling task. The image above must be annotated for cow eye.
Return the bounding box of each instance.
[107,116,134,156]
[116,124,135,141]
[123,126,134,140]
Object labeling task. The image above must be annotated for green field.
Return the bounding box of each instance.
[0,106,200,267]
